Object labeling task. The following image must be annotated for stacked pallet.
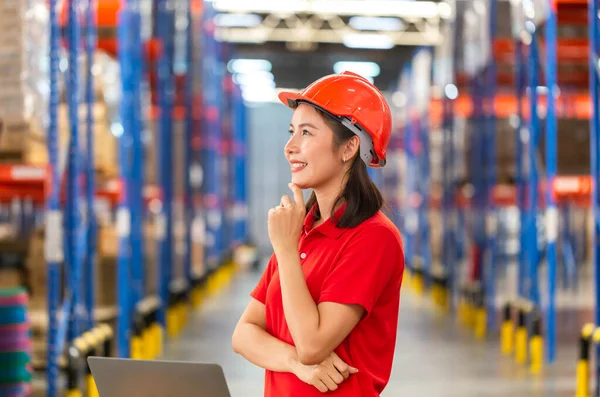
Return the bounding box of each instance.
[0,0,48,163]
[0,287,32,396]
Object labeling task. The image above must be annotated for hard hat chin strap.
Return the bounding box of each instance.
[339,118,383,167]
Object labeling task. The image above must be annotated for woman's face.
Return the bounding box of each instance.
[284,104,346,190]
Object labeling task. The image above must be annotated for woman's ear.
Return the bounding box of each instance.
[344,135,361,160]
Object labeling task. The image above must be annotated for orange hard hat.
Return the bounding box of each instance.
[278,71,392,167]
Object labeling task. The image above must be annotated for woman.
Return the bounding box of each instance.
[232,71,404,396]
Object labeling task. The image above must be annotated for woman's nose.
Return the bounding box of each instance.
[285,134,299,154]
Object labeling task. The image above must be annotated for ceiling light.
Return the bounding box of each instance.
[227,58,272,74]
[214,13,262,28]
[333,61,381,77]
[348,16,404,31]
[343,33,394,50]
[233,71,275,87]
[444,84,458,100]
[211,0,441,18]
[242,87,278,103]
[437,2,453,20]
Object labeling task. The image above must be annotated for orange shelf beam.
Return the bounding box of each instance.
[494,38,589,64]
[430,92,592,120]
[456,70,589,88]
[98,180,163,207]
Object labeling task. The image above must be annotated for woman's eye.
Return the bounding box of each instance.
[288,130,294,135]
[302,129,310,135]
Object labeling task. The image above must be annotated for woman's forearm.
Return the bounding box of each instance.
[232,322,300,373]
[274,247,322,356]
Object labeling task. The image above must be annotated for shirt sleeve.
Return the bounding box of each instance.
[318,226,404,315]
[249,254,278,304]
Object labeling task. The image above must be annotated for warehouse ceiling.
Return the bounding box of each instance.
[208,0,455,97]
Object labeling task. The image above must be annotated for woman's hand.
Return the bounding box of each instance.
[293,351,359,393]
[268,183,306,253]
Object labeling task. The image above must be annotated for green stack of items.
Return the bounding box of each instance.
[0,287,32,396]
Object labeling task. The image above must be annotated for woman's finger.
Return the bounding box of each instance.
[321,374,338,391]
[327,367,344,384]
[313,380,328,393]
[332,355,350,379]
[280,195,293,208]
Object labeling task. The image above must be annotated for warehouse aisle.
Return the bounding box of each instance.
[163,268,578,397]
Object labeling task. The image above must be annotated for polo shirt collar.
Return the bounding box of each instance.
[303,202,348,239]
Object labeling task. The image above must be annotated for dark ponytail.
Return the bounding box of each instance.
[305,110,384,228]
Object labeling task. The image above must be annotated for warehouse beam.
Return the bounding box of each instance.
[216,27,443,47]
[212,5,449,46]
[210,0,451,18]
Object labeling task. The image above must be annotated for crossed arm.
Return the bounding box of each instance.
[232,298,300,373]
[274,246,364,365]
[232,250,364,374]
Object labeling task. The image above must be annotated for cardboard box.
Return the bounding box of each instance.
[58,102,118,177]
[0,117,47,164]
[0,267,23,289]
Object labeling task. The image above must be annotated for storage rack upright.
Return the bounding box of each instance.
[588,0,600,390]
[45,0,104,395]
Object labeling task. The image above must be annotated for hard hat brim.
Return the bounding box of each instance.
[277,91,304,109]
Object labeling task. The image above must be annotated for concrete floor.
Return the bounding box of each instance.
[162,269,581,397]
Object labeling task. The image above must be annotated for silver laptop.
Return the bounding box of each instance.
[88,357,232,397]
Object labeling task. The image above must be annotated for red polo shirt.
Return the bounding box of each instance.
[250,204,405,397]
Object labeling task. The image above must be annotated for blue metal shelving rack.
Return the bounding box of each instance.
[510,0,559,364]
[184,0,195,287]
[484,0,498,333]
[65,0,84,351]
[116,0,133,358]
[461,0,498,334]
[544,0,559,364]
[514,25,527,305]
[115,0,146,357]
[46,1,64,395]
[401,48,433,291]
[156,0,175,329]
[588,0,600,386]
[201,1,225,270]
[231,79,249,248]
[47,0,100,393]
[84,0,98,333]
[401,64,417,276]
[440,19,459,310]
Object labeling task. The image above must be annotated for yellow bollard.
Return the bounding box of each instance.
[576,359,590,397]
[142,325,154,359]
[130,335,144,360]
[575,323,595,397]
[178,302,188,332]
[207,274,217,295]
[65,390,83,397]
[501,304,513,356]
[515,329,528,364]
[514,306,528,364]
[475,307,486,340]
[167,307,178,338]
[154,323,163,358]
[191,286,202,308]
[87,374,99,397]
[83,331,100,397]
[403,269,412,289]
[529,335,543,374]
[460,299,467,325]
[439,287,449,312]
[529,312,543,374]
[412,273,424,295]
[464,294,474,329]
